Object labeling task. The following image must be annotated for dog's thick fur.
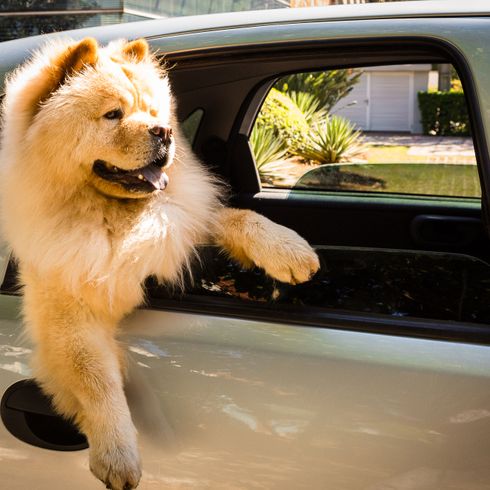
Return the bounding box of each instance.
[0,38,319,489]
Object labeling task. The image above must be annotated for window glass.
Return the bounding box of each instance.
[148,246,490,326]
[181,108,204,146]
[250,64,479,198]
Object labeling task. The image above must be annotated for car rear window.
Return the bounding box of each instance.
[249,63,479,199]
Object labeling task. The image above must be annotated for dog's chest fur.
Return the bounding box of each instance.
[15,173,217,322]
[76,186,210,316]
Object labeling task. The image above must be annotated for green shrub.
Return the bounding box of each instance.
[296,115,366,164]
[255,88,310,150]
[250,124,287,170]
[255,88,308,149]
[276,69,361,113]
[253,74,365,170]
[418,91,470,136]
[287,90,326,124]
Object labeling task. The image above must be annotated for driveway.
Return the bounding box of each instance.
[363,133,476,164]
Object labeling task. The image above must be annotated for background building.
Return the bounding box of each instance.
[332,64,437,134]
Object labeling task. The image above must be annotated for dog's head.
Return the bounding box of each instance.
[14,37,175,199]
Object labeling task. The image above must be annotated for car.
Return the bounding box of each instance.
[2,1,490,488]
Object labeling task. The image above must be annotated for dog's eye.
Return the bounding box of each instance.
[103,109,123,120]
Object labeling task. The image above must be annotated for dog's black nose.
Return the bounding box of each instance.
[149,126,173,145]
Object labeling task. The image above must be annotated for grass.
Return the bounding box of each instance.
[294,163,481,198]
[260,141,479,197]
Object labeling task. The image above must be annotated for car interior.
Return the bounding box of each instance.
[151,38,490,342]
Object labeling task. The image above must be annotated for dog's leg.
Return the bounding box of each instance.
[24,284,141,490]
[214,208,320,284]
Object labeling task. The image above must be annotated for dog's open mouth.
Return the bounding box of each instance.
[93,158,169,193]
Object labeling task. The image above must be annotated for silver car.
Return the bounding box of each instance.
[1,1,490,488]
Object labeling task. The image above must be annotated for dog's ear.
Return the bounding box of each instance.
[52,37,98,82]
[121,39,150,62]
[22,38,98,118]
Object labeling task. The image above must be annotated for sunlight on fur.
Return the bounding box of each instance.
[0,37,319,490]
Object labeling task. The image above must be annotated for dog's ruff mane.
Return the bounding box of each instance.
[0,38,222,317]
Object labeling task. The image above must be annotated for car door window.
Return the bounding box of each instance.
[149,246,490,327]
[181,108,204,146]
[250,63,479,198]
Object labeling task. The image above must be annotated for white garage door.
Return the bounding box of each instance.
[333,71,412,132]
[369,73,411,131]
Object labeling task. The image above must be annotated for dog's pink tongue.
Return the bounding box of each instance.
[141,166,168,190]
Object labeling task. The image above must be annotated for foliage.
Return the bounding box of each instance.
[276,69,361,113]
[254,87,310,151]
[295,115,366,164]
[450,66,462,91]
[250,124,287,170]
[287,90,326,124]
[418,91,470,136]
[253,69,365,172]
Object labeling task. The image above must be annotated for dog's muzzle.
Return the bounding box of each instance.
[93,129,173,193]
[92,158,169,193]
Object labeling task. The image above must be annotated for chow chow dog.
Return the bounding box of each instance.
[0,38,319,489]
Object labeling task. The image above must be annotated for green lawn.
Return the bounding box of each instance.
[294,163,481,198]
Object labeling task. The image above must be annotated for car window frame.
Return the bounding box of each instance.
[222,39,485,204]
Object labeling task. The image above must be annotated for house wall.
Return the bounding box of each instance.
[332,64,432,134]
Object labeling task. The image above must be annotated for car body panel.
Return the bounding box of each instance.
[1,293,490,489]
[2,2,490,489]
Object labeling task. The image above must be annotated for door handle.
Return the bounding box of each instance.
[411,214,482,248]
[1,379,87,451]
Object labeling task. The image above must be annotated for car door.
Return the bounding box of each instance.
[137,16,490,489]
[2,12,490,490]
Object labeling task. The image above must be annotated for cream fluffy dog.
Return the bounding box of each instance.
[0,38,319,489]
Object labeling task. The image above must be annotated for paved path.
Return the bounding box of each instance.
[363,133,475,156]
[363,133,476,163]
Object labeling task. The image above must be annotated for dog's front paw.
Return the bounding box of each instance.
[249,222,320,285]
[89,440,142,490]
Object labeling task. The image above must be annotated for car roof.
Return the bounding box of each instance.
[0,0,489,80]
[83,0,490,42]
[2,0,490,46]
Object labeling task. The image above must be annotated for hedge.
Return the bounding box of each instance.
[418,91,470,136]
